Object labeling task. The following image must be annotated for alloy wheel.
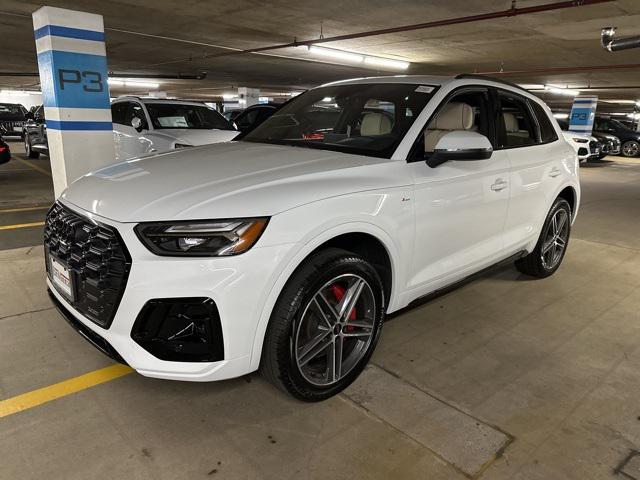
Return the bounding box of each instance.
[622,141,640,157]
[294,274,376,386]
[540,208,570,270]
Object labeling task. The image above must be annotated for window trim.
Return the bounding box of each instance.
[406,85,495,163]
[527,98,559,145]
[492,88,560,151]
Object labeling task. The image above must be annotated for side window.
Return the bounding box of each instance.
[530,101,558,143]
[236,108,259,129]
[422,89,491,154]
[497,93,537,148]
[111,102,128,125]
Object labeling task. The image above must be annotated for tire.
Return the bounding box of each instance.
[515,198,571,278]
[261,248,385,401]
[621,140,640,158]
[25,136,39,159]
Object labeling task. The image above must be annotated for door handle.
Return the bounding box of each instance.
[491,178,508,191]
[549,167,561,178]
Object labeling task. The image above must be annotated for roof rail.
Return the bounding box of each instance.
[454,74,529,93]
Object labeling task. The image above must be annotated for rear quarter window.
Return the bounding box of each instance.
[530,101,558,143]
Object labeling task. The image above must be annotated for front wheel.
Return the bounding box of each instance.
[261,248,385,401]
[515,198,571,278]
[621,140,640,158]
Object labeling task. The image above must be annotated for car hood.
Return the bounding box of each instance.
[151,128,239,145]
[62,142,404,222]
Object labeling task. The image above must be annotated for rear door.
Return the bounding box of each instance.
[496,89,564,253]
[407,87,510,291]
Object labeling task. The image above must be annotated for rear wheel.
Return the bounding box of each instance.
[261,248,385,401]
[621,140,640,158]
[24,136,39,159]
[515,198,571,278]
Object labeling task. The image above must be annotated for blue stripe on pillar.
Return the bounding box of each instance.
[46,120,112,130]
[34,25,105,42]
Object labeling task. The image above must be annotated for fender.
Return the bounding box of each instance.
[526,178,580,253]
[248,221,402,372]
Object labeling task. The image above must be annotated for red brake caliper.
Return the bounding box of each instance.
[330,284,356,332]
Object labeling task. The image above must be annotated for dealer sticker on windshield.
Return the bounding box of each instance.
[415,85,435,94]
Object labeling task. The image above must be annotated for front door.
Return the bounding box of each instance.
[407,88,510,292]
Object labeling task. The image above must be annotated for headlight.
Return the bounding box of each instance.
[174,143,193,149]
[135,218,269,256]
[572,138,589,143]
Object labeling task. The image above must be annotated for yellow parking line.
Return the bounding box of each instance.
[16,158,52,177]
[0,221,45,231]
[0,364,133,418]
[0,205,49,214]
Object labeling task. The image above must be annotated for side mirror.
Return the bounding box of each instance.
[131,116,145,132]
[426,130,493,168]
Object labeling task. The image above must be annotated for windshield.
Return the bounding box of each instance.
[145,103,235,130]
[241,83,437,158]
[0,103,27,118]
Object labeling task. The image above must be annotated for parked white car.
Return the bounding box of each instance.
[556,120,599,162]
[111,97,239,161]
[47,75,580,401]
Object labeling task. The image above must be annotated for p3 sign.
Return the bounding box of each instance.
[58,69,104,93]
[569,96,598,134]
[39,50,111,109]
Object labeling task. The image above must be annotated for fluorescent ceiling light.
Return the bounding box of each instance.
[108,79,159,89]
[544,85,580,96]
[305,46,410,70]
[309,46,364,63]
[363,56,409,70]
[0,89,41,96]
[553,113,569,119]
[628,112,640,119]
[222,94,238,100]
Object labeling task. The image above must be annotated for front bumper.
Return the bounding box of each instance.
[48,201,295,382]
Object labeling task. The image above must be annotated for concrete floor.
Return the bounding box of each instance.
[1,141,640,479]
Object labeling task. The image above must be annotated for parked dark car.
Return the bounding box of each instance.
[594,116,640,157]
[22,105,49,158]
[591,131,621,159]
[223,109,242,122]
[0,103,27,139]
[233,103,279,133]
[0,135,11,165]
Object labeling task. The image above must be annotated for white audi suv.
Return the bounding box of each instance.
[46,75,579,401]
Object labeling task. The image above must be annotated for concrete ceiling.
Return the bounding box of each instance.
[1,0,639,114]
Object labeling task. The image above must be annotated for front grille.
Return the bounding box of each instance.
[0,120,24,133]
[44,202,131,328]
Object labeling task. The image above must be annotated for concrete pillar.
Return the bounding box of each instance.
[238,87,260,108]
[33,6,115,197]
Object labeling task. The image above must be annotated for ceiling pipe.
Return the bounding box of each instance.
[145,0,614,66]
[471,63,640,76]
[601,27,640,52]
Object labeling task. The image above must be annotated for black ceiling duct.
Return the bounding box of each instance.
[601,27,640,52]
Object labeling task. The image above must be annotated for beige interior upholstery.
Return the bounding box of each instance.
[503,112,531,139]
[425,102,474,152]
[361,112,392,136]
